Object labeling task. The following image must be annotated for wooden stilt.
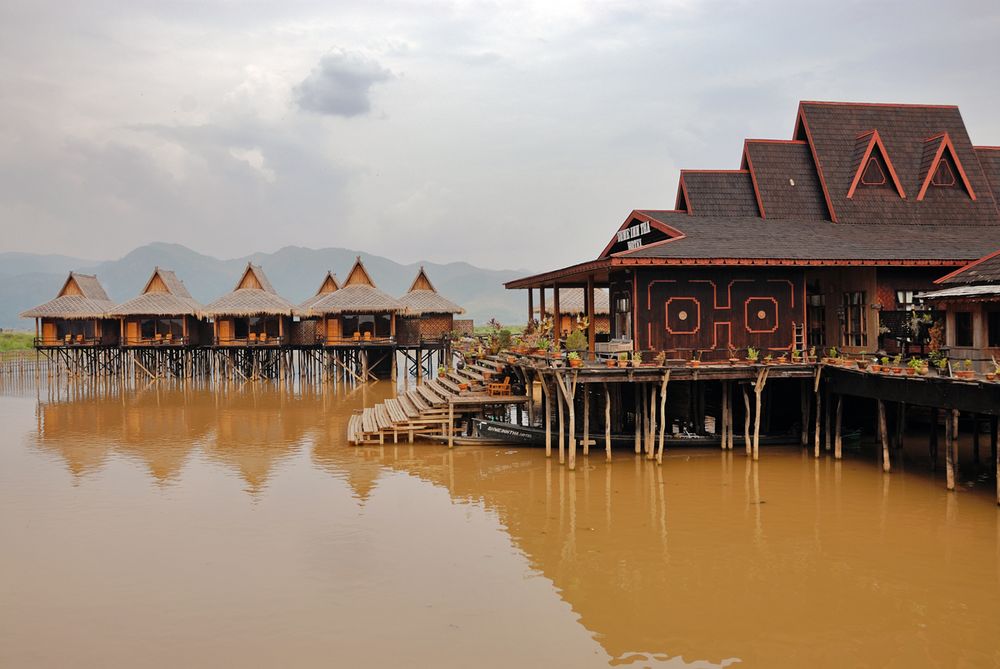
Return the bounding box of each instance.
[834,394,843,459]
[752,368,768,461]
[813,367,822,458]
[800,380,810,447]
[878,400,890,472]
[604,383,612,462]
[721,381,729,450]
[582,384,590,456]
[945,409,956,491]
[557,377,566,465]
[542,375,553,458]
[656,371,670,464]
[992,416,999,505]
[646,383,656,459]
[951,409,960,487]
[634,385,642,454]
[448,400,454,448]
[895,402,906,452]
[824,389,832,452]
[743,384,752,456]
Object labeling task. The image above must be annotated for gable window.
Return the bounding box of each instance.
[861,158,886,186]
[931,157,956,187]
[953,312,973,347]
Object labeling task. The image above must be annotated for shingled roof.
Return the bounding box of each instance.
[397,267,464,316]
[202,263,294,317]
[676,170,759,217]
[936,248,1000,285]
[619,210,1000,263]
[975,147,1000,213]
[795,101,998,225]
[742,140,829,219]
[538,288,609,315]
[297,271,340,312]
[109,268,202,316]
[20,272,116,319]
[306,257,403,315]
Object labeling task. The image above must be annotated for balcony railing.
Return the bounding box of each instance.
[35,336,104,347]
[214,335,286,347]
[122,335,192,347]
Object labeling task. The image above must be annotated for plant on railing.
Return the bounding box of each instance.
[763,353,773,364]
[907,357,925,375]
[791,348,802,362]
[567,351,582,367]
[746,347,759,363]
[934,356,949,375]
[631,351,643,366]
[654,351,667,367]
[437,364,446,378]
[617,352,629,368]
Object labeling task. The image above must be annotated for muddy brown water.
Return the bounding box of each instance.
[1,382,998,668]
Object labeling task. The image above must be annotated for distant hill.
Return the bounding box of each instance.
[0,242,532,329]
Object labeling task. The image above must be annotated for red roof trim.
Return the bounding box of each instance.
[675,175,692,213]
[800,100,959,110]
[846,129,907,199]
[597,210,685,259]
[933,247,1000,284]
[741,141,767,219]
[744,138,807,145]
[795,104,838,223]
[916,132,977,201]
[974,145,1000,151]
[614,257,963,268]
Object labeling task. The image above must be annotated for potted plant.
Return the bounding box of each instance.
[565,330,587,357]
[870,359,882,373]
[631,351,643,368]
[567,351,583,368]
[856,356,869,370]
[791,349,802,365]
[957,359,976,380]
[728,345,740,366]
[776,352,788,364]
[605,356,617,368]
[763,353,774,365]
[934,356,949,377]
[986,360,999,382]
[535,337,550,357]
[688,350,701,368]
[906,358,922,376]
[654,351,667,367]
[824,347,838,365]
[746,347,760,364]
[458,382,469,392]
[805,346,817,363]
[617,352,629,368]
[438,365,446,379]
[891,354,903,374]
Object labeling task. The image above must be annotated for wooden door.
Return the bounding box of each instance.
[126,320,139,344]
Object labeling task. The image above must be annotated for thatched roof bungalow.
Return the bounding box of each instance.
[305,257,403,344]
[20,272,119,346]
[109,268,204,346]
[397,267,464,344]
[202,263,294,346]
[536,288,611,337]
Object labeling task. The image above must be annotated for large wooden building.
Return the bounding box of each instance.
[507,102,1000,360]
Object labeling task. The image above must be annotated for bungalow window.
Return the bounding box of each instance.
[342,314,392,338]
[841,291,867,348]
[988,310,1000,347]
[895,290,916,311]
[55,321,95,342]
[233,318,249,340]
[613,294,632,341]
[139,318,184,340]
[248,316,280,338]
[806,283,825,347]
[953,312,973,347]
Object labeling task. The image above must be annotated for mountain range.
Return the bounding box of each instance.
[0,243,533,330]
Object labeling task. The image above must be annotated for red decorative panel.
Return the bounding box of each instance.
[665,297,701,335]
[744,297,779,333]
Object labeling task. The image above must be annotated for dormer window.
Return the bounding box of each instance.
[861,157,886,186]
[931,156,956,187]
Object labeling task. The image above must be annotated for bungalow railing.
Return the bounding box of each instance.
[34,336,105,347]
[122,335,192,346]
[213,335,286,346]
[317,334,396,345]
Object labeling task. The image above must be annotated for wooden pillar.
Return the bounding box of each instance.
[992,416,999,505]
[604,383,612,462]
[720,381,728,450]
[634,385,642,454]
[800,380,810,447]
[543,375,553,458]
[929,407,939,468]
[557,378,565,464]
[646,383,656,459]
[824,389,832,452]
[813,385,822,458]
[586,274,596,361]
[945,409,956,491]
[528,288,534,326]
[540,288,546,324]
[877,400,890,473]
[582,384,590,456]
[552,285,561,344]
[895,402,906,452]
[834,394,843,459]
[743,384,752,456]
[752,368,767,461]
[448,401,454,448]
[656,372,670,464]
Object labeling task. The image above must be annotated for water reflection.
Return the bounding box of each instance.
[10,382,1000,667]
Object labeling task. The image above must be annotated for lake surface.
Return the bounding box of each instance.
[1,381,998,668]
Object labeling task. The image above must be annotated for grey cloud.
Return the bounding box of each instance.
[294,50,392,117]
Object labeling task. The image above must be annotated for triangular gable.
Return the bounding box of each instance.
[408,267,436,293]
[599,211,684,258]
[917,132,976,201]
[58,274,83,297]
[235,263,276,293]
[316,271,339,295]
[344,257,375,287]
[674,176,690,212]
[846,130,906,199]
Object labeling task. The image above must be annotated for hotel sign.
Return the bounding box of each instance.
[616,220,651,250]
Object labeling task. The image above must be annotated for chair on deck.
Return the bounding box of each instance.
[64,334,72,346]
[249,332,258,345]
[165,333,173,345]
[364,331,373,342]
[75,334,84,345]
[487,376,511,396]
[259,333,268,345]
[353,331,361,342]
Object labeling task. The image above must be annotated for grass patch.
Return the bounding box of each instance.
[0,332,35,351]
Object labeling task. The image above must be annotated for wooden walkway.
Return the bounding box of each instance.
[347,363,527,446]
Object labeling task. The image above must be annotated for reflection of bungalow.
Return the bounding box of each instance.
[110,267,205,346]
[397,267,464,345]
[21,272,118,346]
[305,257,403,344]
[921,247,1000,371]
[537,288,610,338]
[202,263,294,346]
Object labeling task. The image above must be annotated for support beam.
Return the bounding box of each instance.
[586,274,596,362]
[878,400,890,473]
[752,368,768,461]
[582,385,590,456]
[743,384,752,456]
[834,394,843,459]
[945,409,956,491]
[604,383,612,462]
[656,371,670,464]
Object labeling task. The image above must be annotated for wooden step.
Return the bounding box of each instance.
[385,398,408,424]
[375,404,393,430]
[362,407,377,434]
[397,394,421,419]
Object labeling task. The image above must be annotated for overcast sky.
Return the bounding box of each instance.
[1,0,998,271]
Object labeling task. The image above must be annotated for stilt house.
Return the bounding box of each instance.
[304,257,402,344]
[921,247,1000,370]
[110,268,204,346]
[506,101,1000,360]
[397,267,464,345]
[295,271,339,344]
[202,263,294,346]
[20,272,118,346]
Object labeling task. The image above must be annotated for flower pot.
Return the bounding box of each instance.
[729,358,740,366]
[617,360,629,368]
[905,367,916,376]
[569,359,582,368]
[689,360,701,368]
[605,359,616,368]
[856,360,869,370]
[986,372,997,382]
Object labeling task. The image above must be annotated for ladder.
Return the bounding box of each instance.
[793,322,805,352]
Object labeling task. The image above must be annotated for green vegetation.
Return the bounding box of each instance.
[0,332,33,352]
